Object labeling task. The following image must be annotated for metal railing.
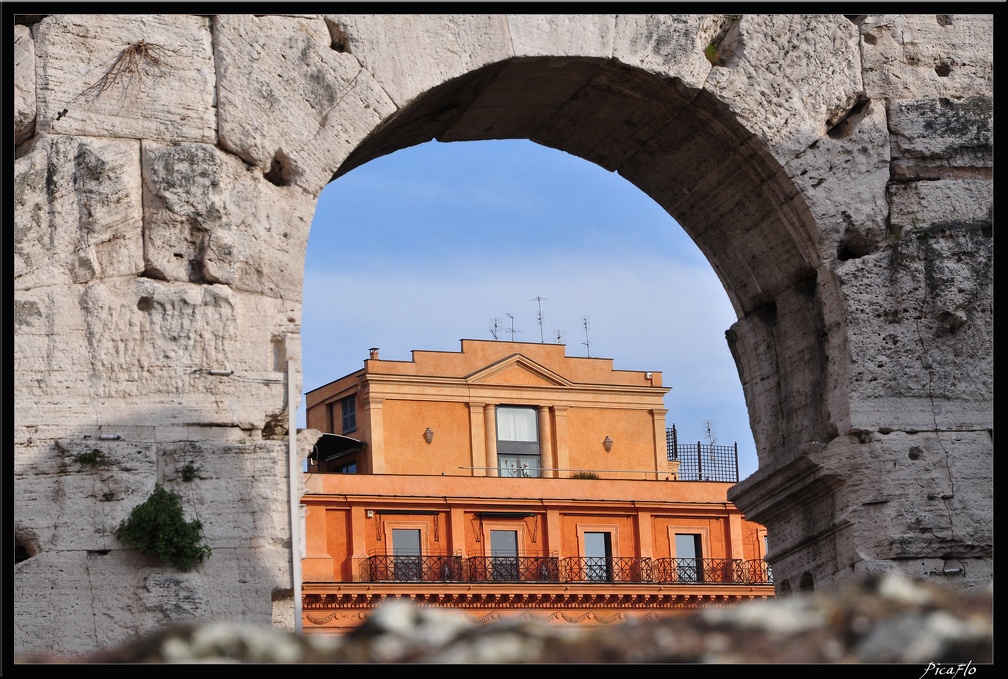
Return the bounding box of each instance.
[667,424,740,482]
[465,555,560,582]
[360,554,772,585]
[365,554,464,582]
[562,556,651,583]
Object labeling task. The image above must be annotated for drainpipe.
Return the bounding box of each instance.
[288,357,303,633]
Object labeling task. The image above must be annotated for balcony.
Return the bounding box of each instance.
[359,554,772,586]
[365,554,465,582]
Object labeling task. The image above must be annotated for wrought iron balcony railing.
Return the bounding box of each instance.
[365,554,465,582]
[561,556,651,583]
[464,555,560,582]
[359,554,772,585]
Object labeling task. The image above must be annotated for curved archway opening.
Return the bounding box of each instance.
[302,55,831,477]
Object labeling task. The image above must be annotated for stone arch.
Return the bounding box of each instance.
[13,13,992,657]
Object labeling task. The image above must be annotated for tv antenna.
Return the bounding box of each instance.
[703,419,717,446]
[554,328,566,345]
[531,296,547,343]
[581,316,591,356]
[506,313,521,342]
[489,317,501,340]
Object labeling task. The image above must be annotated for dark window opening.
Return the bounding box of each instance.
[584,531,613,582]
[341,396,357,434]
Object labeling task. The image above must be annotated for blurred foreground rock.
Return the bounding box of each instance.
[17,573,992,664]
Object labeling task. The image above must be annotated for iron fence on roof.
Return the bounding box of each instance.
[666,424,740,483]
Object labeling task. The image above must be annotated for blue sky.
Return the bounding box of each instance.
[299,139,759,480]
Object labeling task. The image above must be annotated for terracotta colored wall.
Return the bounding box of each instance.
[327,508,353,580]
[380,400,472,475]
[566,407,661,478]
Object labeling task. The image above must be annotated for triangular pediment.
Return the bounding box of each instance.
[466,354,573,388]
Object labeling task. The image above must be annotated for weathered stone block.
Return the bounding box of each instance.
[786,98,890,263]
[141,140,314,301]
[888,178,992,230]
[612,14,721,88]
[703,15,863,164]
[508,14,614,58]
[837,228,993,432]
[33,14,216,143]
[214,14,397,193]
[888,96,993,179]
[14,23,36,146]
[14,134,144,290]
[327,14,512,109]
[860,14,994,100]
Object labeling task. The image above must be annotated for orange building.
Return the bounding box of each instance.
[300,340,772,634]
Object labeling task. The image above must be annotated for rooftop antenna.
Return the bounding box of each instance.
[581,315,591,357]
[531,296,547,343]
[506,313,521,342]
[554,328,566,345]
[489,317,501,340]
[703,419,717,446]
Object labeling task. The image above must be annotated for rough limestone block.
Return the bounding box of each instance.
[888,96,993,178]
[214,14,397,194]
[13,286,97,416]
[507,14,614,58]
[163,440,290,546]
[141,140,314,302]
[14,134,144,290]
[865,431,992,560]
[889,178,993,230]
[33,14,216,143]
[329,14,512,109]
[13,424,155,557]
[860,14,994,100]
[14,23,36,146]
[785,98,891,263]
[837,230,993,432]
[612,14,725,90]
[71,278,296,428]
[704,15,863,165]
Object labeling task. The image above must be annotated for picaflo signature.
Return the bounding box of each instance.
[919,662,977,679]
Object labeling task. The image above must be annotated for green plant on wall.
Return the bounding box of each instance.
[114,484,211,571]
[180,461,199,482]
[73,449,105,467]
[570,471,600,479]
[704,41,719,65]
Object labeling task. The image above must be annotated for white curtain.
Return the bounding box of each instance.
[496,407,537,442]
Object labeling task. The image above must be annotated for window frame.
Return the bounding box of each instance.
[340,395,357,434]
[495,405,540,477]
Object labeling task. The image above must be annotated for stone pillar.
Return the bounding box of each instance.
[538,405,554,478]
[365,397,385,474]
[483,404,498,477]
[651,408,668,481]
[637,510,654,560]
[553,406,570,473]
[468,403,487,477]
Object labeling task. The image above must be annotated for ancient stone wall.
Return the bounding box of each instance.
[12,13,992,656]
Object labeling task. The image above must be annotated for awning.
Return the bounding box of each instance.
[311,433,365,463]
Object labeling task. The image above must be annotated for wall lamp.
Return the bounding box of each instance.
[603,436,613,453]
[424,427,434,444]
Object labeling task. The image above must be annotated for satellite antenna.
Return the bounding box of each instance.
[581,316,591,357]
[506,313,521,342]
[703,419,717,446]
[489,317,501,340]
[531,296,547,343]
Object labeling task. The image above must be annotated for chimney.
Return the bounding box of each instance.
[369,348,379,360]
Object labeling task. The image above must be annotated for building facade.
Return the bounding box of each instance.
[301,340,772,634]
